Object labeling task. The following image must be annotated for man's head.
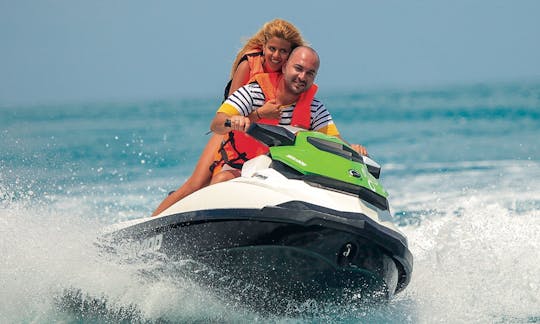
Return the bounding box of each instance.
[282,46,319,95]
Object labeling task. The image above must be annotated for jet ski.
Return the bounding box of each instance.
[103,123,413,306]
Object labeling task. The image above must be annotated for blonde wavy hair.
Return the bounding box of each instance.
[229,19,306,79]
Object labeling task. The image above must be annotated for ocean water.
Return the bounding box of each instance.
[1,82,539,323]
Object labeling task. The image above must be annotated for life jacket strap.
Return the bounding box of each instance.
[209,131,250,172]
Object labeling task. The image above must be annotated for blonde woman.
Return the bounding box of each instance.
[152,19,306,216]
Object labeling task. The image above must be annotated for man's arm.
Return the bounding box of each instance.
[313,100,368,156]
[210,112,235,134]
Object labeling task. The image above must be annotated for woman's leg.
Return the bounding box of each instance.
[209,169,241,185]
[152,134,223,216]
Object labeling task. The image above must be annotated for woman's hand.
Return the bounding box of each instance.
[257,99,282,120]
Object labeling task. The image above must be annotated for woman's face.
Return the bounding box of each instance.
[263,37,292,72]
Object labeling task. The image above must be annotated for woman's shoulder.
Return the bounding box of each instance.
[244,48,263,57]
[238,50,263,67]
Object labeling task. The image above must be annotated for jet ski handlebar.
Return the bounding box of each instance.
[224,120,382,178]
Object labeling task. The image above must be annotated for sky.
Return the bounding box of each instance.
[1,0,540,105]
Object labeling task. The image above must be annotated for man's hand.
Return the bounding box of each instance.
[350,143,368,156]
[228,115,251,132]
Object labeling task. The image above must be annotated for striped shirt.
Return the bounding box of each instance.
[217,83,340,136]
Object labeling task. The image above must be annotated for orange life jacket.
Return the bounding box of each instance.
[244,49,265,83]
[211,73,318,174]
[223,49,264,100]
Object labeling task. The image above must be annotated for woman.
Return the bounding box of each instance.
[152,19,306,216]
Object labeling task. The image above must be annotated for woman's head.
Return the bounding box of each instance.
[231,19,306,77]
[260,18,304,50]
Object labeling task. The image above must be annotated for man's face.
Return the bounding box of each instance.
[282,48,319,95]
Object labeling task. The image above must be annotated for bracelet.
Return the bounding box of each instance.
[256,110,262,120]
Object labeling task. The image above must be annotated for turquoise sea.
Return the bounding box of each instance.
[1,81,539,323]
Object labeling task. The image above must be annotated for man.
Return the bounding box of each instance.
[210,46,367,183]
